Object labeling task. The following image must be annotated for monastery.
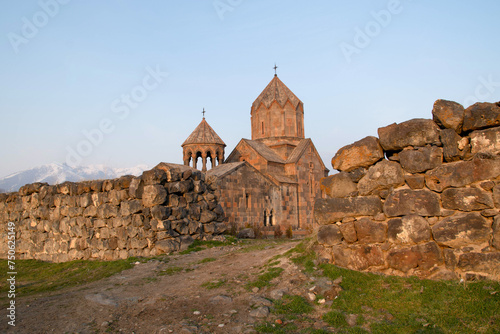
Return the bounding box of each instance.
[181,73,329,231]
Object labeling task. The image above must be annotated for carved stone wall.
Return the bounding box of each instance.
[315,101,500,281]
[0,163,226,262]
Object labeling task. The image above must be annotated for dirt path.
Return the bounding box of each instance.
[5,239,335,334]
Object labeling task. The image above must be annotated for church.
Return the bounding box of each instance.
[181,73,329,232]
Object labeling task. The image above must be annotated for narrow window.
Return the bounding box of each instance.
[261,121,265,135]
[246,193,250,208]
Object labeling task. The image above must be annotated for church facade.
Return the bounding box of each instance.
[183,74,329,231]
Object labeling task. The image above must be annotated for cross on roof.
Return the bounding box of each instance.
[202,108,206,119]
[273,63,278,76]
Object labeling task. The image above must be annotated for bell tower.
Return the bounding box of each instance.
[250,72,305,159]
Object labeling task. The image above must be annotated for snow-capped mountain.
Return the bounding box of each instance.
[0,163,149,193]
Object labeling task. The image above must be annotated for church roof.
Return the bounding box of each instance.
[251,75,303,112]
[182,118,226,147]
[242,139,286,164]
[286,139,311,164]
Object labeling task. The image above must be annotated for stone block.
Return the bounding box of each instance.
[120,199,142,216]
[414,241,443,270]
[320,172,357,198]
[387,215,431,245]
[350,245,384,271]
[387,247,420,272]
[441,187,493,211]
[339,221,357,243]
[142,185,167,207]
[155,239,179,253]
[129,177,144,199]
[331,136,384,172]
[97,204,118,219]
[493,216,500,250]
[384,189,441,217]
[200,210,217,223]
[317,224,343,246]
[142,168,167,185]
[470,127,500,155]
[426,156,500,192]
[432,99,465,133]
[166,180,194,194]
[354,218,387,244]
[151,205,170,220]
[357,160,405,196]
[462,102,500,132]
[405,174,425,190]
[314,196,383,225]
[456,252,500,274]
[399,146,442,173]
[377,118,441,152]
[432,212,492,248]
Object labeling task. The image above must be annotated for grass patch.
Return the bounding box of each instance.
[274,294,314,317]
[0,258,135,304]
[158,266,183,276]
[198,257,217,264]
[201,279,227,289]
[320,264,500,334]
[247,266,284,289]
[179,236,238,255]
[254,322,298,333]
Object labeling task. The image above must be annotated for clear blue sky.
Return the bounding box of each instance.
[1,0,499,177]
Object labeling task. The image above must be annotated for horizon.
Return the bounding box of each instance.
[1,1,500,178]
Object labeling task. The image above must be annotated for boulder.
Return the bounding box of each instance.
[492,216,500,250]
[237,228,255,239]
[386,247,420,273]
[462,102,500,132]
[377,119,441,151]
[439,129,470,162]
[431,212,492,248]
[470,127,500,155]
[354,218,387,244]
[432,99,465,133]
[384,189,441,217]
[441,187,493,212]
[129,177,144,199]
[141,168,167,185]
[314,196,383,224]
[339,221,357,243]
[456,252,500,275]
[405,174,425,190]
[350,245,384,271]
[320,172,357,198]
[414,241,443,270]
[200,210,217,224]
[398,146,442,173]
[331,136,384,172]
[387,215,431,245]
[425,156,500,192]
[317,224,343,246]
[357,160,405,196]
[141,185,167,207]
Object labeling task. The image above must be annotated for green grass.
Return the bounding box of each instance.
[198,257,217,264]
[247,266,284,289]
[274,295,314,318]
[0,258,135,305]
[283,241,500,334]
[158,266,183,276]
[179,236,238,254]
[201,279,227,289]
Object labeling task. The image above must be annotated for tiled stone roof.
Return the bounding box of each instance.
[182,118,226,147]
[251,75,303,112]
[243,139,286,164]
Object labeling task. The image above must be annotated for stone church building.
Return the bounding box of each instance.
[182,74,329,231]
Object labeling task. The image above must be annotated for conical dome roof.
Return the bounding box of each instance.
[182,118,226,147]
[251,75,303,112]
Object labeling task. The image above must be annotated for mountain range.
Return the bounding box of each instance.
[0,163,149,193]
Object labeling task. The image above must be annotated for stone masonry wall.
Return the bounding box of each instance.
[0,163,226,262]
[315,100,500,281]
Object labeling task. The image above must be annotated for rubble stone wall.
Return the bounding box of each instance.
[0,163,226,262]
[315,101,500,281]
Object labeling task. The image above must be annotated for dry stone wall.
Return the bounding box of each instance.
[315,100,500,281]
[0,163,226,262]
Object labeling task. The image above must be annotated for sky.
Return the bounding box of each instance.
[1,0,499,178]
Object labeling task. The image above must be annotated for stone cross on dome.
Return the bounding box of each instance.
[202,108,206,119]
[273,63,278,76]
